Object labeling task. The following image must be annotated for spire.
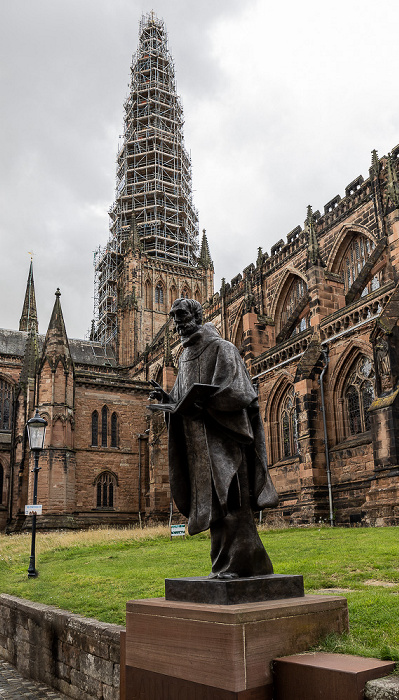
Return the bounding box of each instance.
[41,289,72,370]
[19,260,38,333]
[305,205,324,268]
[19,328,39,389]
[386,153,399,209]
[198,229,213,270]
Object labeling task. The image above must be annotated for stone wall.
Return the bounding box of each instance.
[0,594,123,700]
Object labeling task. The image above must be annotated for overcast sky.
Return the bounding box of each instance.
[1,0,399,339]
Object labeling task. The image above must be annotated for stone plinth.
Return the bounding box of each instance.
[122,595,349,699]
[273,652,396,700]
[165,574,304,605]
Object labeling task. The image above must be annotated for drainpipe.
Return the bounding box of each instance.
[319,348,334,527]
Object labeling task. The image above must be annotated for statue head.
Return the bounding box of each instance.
[169,298,203,338]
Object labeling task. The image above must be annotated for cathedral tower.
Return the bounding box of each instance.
[93,13,212,360]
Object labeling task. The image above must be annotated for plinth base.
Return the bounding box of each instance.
[165,574,304,605]
[122,595,349,699]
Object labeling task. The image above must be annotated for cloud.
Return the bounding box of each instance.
[1,0,398,337]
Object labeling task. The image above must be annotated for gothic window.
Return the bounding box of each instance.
[340,234,377,295]
[194,288,201,302]
[170,285,178,306]
[95,472,115,509]
[181,286,190,299]
[0,379,12,431]
[279,387,298,459]
[155,283,164,307]
[279,277,309,336]
[91,411,98,446]
[0,464,3,505]
[111,412,118,448]
[101,406,108,447]
[344,356,375,436]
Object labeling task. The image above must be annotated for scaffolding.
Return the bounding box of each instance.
[93,12,199,345]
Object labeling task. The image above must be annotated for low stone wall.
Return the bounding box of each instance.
[0,594,124,700]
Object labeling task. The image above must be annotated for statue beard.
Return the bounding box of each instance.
[176,318,199,340]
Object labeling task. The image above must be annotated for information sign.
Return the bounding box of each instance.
[25,505,43,516]
[170,524,185,538]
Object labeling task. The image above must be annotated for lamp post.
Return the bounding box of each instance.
[26,409,47,578]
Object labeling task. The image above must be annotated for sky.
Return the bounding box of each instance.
[1,0,399,339]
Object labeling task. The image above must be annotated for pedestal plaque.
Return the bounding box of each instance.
[122,595,349,700]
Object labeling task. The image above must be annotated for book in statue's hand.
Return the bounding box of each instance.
[147,383,219,414]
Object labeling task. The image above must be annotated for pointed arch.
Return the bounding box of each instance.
[101,405,108,447]
[327,224,377,274]
[271,269,309,336]
[264,371,296,465]
[328,340,374,443]
[94,470,118,509]
[230,300,245,349]
[169,283,178,307]
[154,280,165,309]
[144,279,153,309]
[0,377,13,431]
[194,287,201,303]
[180,284,191,299]
[91,410,99,446]
[111,412,118,448]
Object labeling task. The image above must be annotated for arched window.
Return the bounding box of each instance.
[0,379,12,431]
[339,234,379,296]
[170,285,178,306]
[0,463,3,505]
[91,411,98,446]
[194,288,201,302]
[181,286,190,299]
[101,406,108,447]
[277,277,309,338]
[344,356,375,436]
[111,412,118,448]
[279,387,298,459]
[155,283,164,307]
[95,472,116,509]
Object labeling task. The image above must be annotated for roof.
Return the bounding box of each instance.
[0,329,117,368]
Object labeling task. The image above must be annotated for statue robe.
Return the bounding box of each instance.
[168,323,278,577]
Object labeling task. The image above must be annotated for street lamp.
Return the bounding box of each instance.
[26,409,47,578]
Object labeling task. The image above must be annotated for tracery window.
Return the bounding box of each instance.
[181,287,190,299]
[91,411,98,446]
[0,379,12,431]
[95,472,115,509]
[144,280,152,309]
[155,283,164,305]
[344,356,375,436]
[340,235,378,295]
[279,387,298,459]
[279,277,309,336]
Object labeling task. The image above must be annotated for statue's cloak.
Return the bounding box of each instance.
[168,323,278,535]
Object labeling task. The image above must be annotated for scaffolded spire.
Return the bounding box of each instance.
[93,12,199,345]
[19,260,38,333]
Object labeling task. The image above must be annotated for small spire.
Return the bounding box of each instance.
[370,149,380,177]
[198,229,214,270]
[306,205,324,268]
[386,153,399,209]
[256,247,263,268]
[19,260,38,333]
[41,287,71,369]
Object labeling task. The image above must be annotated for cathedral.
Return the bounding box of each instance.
[1,13,399,532]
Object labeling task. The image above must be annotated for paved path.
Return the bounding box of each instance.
[0,660,69,699]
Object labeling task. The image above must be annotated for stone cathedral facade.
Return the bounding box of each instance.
[1,14,399,531]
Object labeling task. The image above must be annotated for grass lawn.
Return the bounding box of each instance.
[0,525,398,661]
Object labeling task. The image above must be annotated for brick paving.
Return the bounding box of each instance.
[0,660,69,700]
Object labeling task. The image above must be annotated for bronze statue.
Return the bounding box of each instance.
[149,298,278,579]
